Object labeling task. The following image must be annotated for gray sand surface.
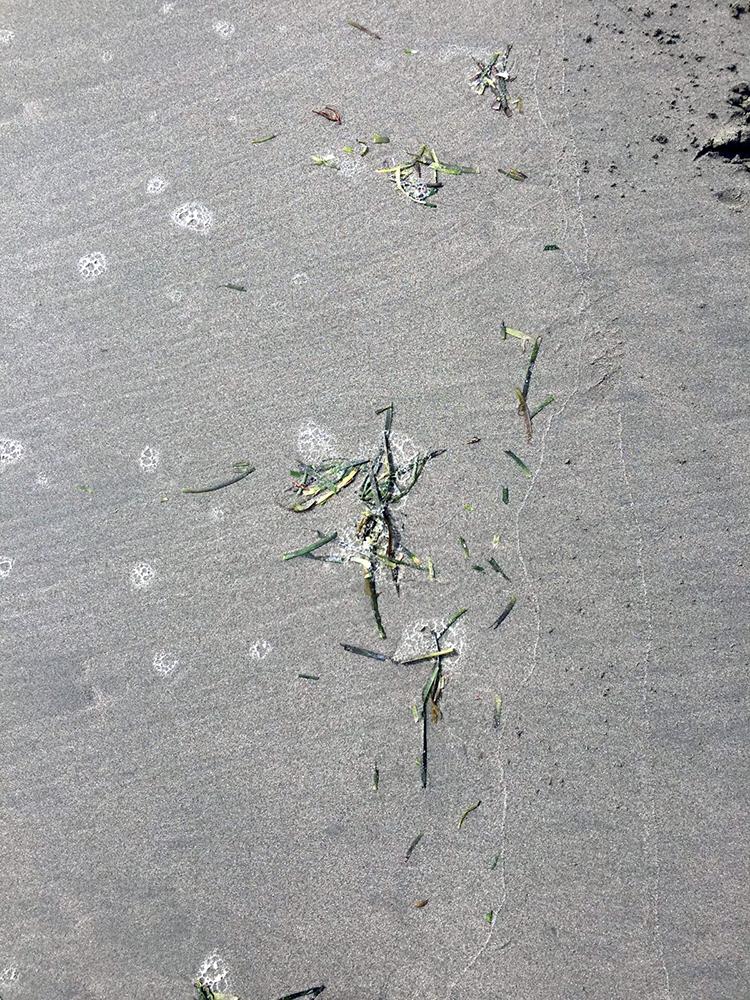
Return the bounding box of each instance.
[1,2,748,998]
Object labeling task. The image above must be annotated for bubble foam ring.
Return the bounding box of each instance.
[0,965,18,983]
[152,649,179,676]
[0,438,25,468]
[130,562,155,590]
[0,30,15,47]
[171,201,213,233]
[78,253,107,280]
[138,446,160,472]
[147,176,168,194]
[0,557,14,579]
[213,20,235,37]
[249,639,273,661]
[196,954,230,990]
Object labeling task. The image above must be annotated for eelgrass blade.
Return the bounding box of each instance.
[341,643,391,662]
[275,988,326,1000]
[458,799,481,829]
[364,564,386,638]
[504,450,532,478]
[438,607,468,639]
[182,463,255,494]
[530,394,555,420]
[521,337,541,399]
[491,595,517,630]
[399,647,456,665]
[282,531,337,561]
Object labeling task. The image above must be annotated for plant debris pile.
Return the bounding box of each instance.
[282,404,445,636]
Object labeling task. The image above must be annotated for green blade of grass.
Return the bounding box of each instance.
[487,557,511,581]
[521,337,541,399]
[399,647,456,665]
[282,531,337,561]
[491,595,517,630]
[182,464,255,494]
[275,988,326,1000]
[504,450,532,478]
[458,799,482,829]
[251,133,277,144]
[530,394,555,419]
[340,643,391,662]
[438,607,467,638]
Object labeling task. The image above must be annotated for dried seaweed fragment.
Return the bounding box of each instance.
[498,167,527,181]
[313,106,342,124]
[346,18,381,39]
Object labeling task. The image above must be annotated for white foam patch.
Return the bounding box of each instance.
[394,617,468,665]
[0,965,18,983]
[138,446,160,473]
[0,557,14,579]
[196,954,230,991]
[249,639,273,661]
[152,649,179,677]
[130,562,155,591]
[297,419,338,464]
[0,438,25,469]
[213,21,235,37]
[147,176,168,195]
[0,30,15,47]
[171,201,213,233]
[78,252,107,281]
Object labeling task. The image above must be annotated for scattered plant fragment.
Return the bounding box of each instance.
[414,899,430,908]
[491,596,516,630]
[504,449,531,478]
[470,45,517,116]
[311,154,338,169]
[313,106,342,124]
[250,134,277,144]
[420,609,467,788]
[498,167,527,181]
[458,799,482,829]
[182,461,254,494]
[493,694,503,728]
[346,18,381,39]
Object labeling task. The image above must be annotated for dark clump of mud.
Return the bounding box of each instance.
[696,82,750,162]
